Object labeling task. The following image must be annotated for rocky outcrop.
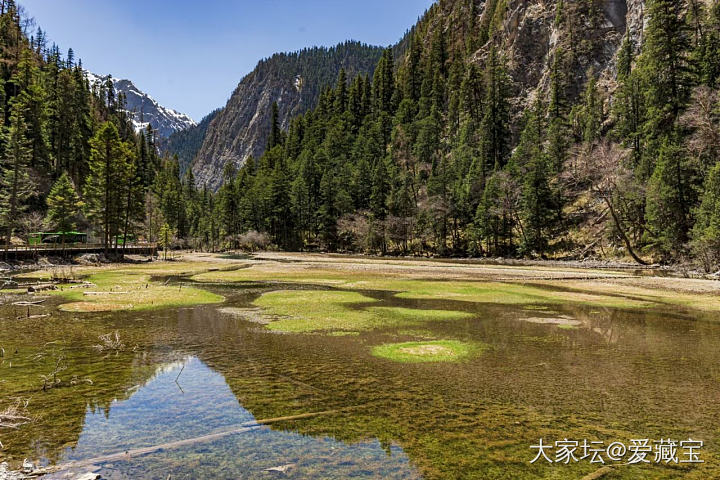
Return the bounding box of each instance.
[191,42,383,190]
[494,0,638,109]
[85,71,195,138]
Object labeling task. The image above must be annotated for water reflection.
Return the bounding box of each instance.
[50,357,418,480]
[3,279,720,479]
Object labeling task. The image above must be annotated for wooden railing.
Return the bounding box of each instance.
[3,243,157,251]
[1,243,158,257]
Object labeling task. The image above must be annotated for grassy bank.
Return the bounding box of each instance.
[19,261,227,312]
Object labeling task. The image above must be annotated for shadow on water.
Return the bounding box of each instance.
[1,277,720,478]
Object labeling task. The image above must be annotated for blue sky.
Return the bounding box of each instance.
[21,0,435,121]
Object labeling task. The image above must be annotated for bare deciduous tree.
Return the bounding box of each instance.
[563,140,648,264]
[19,211,45,243]
[681,86,720,176]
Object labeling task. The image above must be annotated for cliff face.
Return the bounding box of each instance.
[191,42,384,190]
[478,0,643,112]
[409,0,643,121]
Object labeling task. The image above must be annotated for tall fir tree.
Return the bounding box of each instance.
[83,122,133,254]
[45,171,82,248]
[0,108,34,255]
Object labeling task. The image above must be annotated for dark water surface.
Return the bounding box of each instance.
[1,279,719,479]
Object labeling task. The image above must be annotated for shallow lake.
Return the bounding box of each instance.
[1,277,719,478]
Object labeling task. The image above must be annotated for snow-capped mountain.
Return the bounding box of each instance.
[84,71,195,138]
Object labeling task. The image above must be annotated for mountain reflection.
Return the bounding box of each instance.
[51,357,418,480]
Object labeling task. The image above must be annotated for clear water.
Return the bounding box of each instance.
[50,357,416,479]
[2,279,720,479]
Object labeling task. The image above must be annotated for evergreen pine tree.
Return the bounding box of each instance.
[267,102,282,150]
[46,171,82,249]
[0,108,34,255]
[83,121,132,254]
[479,46,510,173]
[645,138,697,257]
[691,160,720,270]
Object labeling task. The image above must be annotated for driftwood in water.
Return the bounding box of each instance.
[83,291,130,295]
[11,300,45,306]
[580,466,615,480]
[16,314,50,320]
[27,284,56,293]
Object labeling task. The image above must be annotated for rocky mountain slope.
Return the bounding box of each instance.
[163,108,222,174]
[190,41,384,190]
[411,0,642,125]
[85,71,196,138]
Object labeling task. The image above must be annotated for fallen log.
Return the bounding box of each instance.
[27,284,57,293]
[30,425,262,476]
[83,291,130,296]
[11,300,45,306]
[17,314,50,320]
[0,414,32,422]
[580,466,615,480]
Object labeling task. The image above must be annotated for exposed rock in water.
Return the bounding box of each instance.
[74,473,102,480]
[521,316,582,327]
[0,462,27,480]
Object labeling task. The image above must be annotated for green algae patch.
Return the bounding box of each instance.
[366,306,474,323]
[394,281,650,309]
[193,265,650,309]
[372,340,484,363]
[0,288,25,294]
[53,271,224,312]
[254,290,474,333]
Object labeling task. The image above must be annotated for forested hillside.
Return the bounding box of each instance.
[0,0,168,254]
[172,0,720,268]
[4,0,720,270]
[190,42,385,190]
[163,108,221,174]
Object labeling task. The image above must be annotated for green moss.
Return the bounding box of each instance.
[326,331,361,336]
[0,288,25,294]
[194,267,649,310]
[371,340,484,363]
[367,306,474,323]
[52,271,223,312]
[394,281,649,309]
[254,290,473,333]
